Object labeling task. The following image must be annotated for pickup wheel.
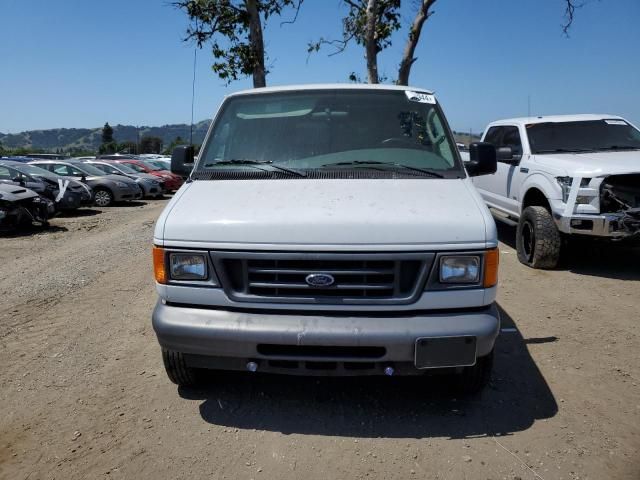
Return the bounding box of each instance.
[161,349,200,387]
[516,206,562,269]
[454,350,493,395]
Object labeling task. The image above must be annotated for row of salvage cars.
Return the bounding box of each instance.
[0,155,183,233]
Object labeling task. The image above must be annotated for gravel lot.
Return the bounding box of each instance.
[1,199,638,479]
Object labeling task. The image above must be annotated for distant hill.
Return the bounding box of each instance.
[0,121,481,153]
[0,120,211,153]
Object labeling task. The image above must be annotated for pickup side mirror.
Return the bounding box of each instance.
[466,142,497,176]
[171,145,195,177]
[496,146,522,164]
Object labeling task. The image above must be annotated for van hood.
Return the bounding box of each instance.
[158,178,493,249]
[533,150,640,176]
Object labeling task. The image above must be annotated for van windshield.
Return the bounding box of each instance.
[197,89,463,178]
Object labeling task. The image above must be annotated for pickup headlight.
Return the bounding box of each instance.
[557,177,592,203]
[169,253,207,280]
[440,256,480,283]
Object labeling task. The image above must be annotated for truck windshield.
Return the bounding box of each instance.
[197,89,463,178]
[527,120,640,154]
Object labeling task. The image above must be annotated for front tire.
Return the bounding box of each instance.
[162,349,200,387]
[93,188,114,207]
[516,206,562,269]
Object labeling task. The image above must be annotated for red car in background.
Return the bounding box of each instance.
[100,158,184,192]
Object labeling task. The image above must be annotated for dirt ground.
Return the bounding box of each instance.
[0,199,638,480]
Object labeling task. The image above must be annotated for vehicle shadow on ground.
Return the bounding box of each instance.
[496,222,640,281]
[58,208,102,217]
[179,305,557,439]
[116,201,147,208]
[0,224,68,238]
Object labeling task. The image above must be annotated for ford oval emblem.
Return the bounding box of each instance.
[305,273,335,287]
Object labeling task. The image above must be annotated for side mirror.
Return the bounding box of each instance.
[13,176,25,185]
[171,145,195,178]
[466,142,497,176]
[496,146,521,163]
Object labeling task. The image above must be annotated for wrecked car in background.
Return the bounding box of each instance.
[468,114,640,268]
[0,160,93,211]
[29,159,142,207]
[0,183,54,231]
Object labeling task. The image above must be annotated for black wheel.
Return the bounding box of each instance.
[454,350,493,395]
[516,206,562,269]
[161,349,199,387]
[93,188,114,207]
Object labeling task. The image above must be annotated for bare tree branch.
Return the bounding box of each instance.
[397,0,436,85]
[562,0,584,36]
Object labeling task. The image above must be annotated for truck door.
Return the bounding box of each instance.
[472,126,523,217]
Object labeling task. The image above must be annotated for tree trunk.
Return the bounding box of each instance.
[397,0,436,86]
[365,0,379,84]
[246,0,267,88]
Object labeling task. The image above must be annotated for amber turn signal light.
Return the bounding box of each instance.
[153,246,167,284]
[483,248,499,288]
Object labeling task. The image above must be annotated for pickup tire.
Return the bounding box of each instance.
[454,350,493,395]
[516,206,561,269]
[162,349,200,387]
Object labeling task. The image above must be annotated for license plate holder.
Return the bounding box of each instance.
[414,336,477,369]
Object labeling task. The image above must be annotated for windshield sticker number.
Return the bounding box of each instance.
[604,119,627,126]
[405,91,436,104]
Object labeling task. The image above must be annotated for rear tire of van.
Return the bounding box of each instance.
[161,349,200,387]
[454,350,493,395]
[516,206,561,269]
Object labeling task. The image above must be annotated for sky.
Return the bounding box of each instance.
[1,0,639,135]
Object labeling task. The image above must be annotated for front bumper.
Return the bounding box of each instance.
[554,211,638,238]
[152,301,500,376]
[113,185,143,201]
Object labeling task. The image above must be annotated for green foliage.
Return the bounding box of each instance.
[164,136,186,155]
[174,0,302,85]
[98,141,118,155]
[118,141,138,154]
[101,122,114,144]
[140,136,163,154]
[308,0,401,80]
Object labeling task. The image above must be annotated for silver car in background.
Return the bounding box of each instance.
[29,160,142,207]
[81,160,165,198]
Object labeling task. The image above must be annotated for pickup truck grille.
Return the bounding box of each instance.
[211,252,433,305]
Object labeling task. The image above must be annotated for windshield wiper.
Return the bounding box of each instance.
[534,148,596,154]
[321,160,445,178]
[203,159,306,177]
[596,145,640,151]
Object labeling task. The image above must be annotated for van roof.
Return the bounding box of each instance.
[227,83,434,98]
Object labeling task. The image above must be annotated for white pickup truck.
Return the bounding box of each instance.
[467,114,640,269]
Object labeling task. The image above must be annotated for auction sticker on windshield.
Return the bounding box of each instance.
[405,91,436,104]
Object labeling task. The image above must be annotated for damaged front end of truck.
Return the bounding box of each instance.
[601,174,640,239]
[0,184,55,232]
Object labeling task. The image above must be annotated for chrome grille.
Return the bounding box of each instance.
[211,252,434,305]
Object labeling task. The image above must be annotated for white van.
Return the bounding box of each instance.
[152,84,500,393]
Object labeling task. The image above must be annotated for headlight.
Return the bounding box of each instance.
[115,181,128,188]
[169,253,207,280]
[557,177,591,203]
[439,256,480,283]
[556,176,573,203]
